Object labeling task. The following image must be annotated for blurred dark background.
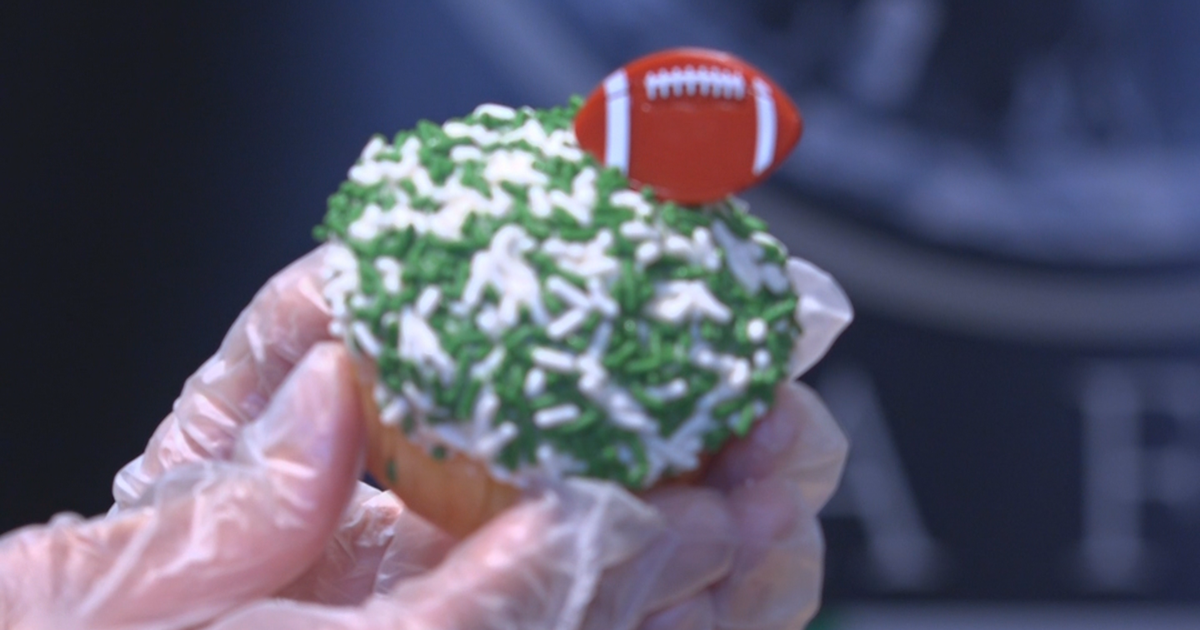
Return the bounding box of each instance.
[4,1,1199,627]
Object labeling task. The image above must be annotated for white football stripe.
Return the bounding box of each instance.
[752,77,776,176]
[604,70,630,173]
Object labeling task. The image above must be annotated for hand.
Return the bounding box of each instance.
[0,247,848,630]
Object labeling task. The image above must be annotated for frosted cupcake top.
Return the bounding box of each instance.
[318,100,844,490]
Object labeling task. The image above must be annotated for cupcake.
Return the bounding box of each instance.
[317,51,850,537]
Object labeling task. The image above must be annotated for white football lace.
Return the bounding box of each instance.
[644,66,747,101]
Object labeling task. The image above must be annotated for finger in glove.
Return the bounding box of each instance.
[0,343,363,630]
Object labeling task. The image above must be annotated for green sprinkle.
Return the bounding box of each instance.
[500,181,528,201]
[455,378,483,421]
[431,445,448,461]
[557,408,600,433]
[531,393,557,410]
[732,405,758,436]
[762,298,798,323]
[603,339,640,370]
[460,160,491,197]
[385,458,398,483]
[713,398,743,420]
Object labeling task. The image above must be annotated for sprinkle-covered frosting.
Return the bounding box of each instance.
[317,99,814,490]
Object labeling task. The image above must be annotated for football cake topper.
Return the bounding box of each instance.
[574,48,804,204]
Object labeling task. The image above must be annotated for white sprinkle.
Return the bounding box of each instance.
[547,276,590,309]
[754,348,772,369]
[605,391,656,431]
[692,228,722,270]
[546,169,599,225]
[574,355,608,397]
[728,359,751,390]
[645,378,688,401]
[348,204,385,241]
[762,264,789,294]
[398,310,456,382]
[450,145,485,162]
[692,346,719,369]
[485,150,549,186]
[352,321,383,357]
[550,189,590,225]
[689,284,733,323]
[712,219,764,294]
[610,190,653,217]
[473,103,516,119]
[542,238,581,258]
[532,347,575,372]
[663,234,692,257]
[577,366,607,394]
[402,382,433,413]
[543,129,584,161]
[650,280,732,324]
[547,309,588,339]
[752,231,785,250]
[472,388,500,426]
[619,220,656,241]
[747,318,767,343]
[410,167,436,197]
[652,291,691,323]
[377,139,421,181]
[586,278,619,317]
[426,190,486,240]
[373,257,403,294]
[534,404,581,428]
[444,121,502,146]
[360,136,386,161]
[416,286,442,318]
[529,186,552,217]
[348,161,383,186]
[535,444,587,477]
[475,421,518,458]
[379,398,408,427]
[324,242,358,274]
[524,368,547,397]
[459,225,548,330]
[501,118,549,147]
[585,321,613,358]
[373,383,391,406]
[470,347,506,380]
[475,306,503,336]
[542,230,619,279]
[635,241,661,266]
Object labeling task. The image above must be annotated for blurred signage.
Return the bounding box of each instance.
[811,327,1200,600]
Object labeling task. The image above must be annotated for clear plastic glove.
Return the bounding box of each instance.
[0,247,849,630]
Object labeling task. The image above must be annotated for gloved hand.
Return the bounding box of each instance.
[0,247,849,630]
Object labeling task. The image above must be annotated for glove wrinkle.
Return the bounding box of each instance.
[637,595,715,630]
[0,246,848,630]
[110,248,335,513]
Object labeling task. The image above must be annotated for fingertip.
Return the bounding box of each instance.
[237,341,366,533]
[636,488,736,612]
[711,481,825,629]
[707,380,849,506]
[706,381,803,489]
[645,487,736,546]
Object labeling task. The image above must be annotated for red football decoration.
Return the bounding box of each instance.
[574,48,803,205]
